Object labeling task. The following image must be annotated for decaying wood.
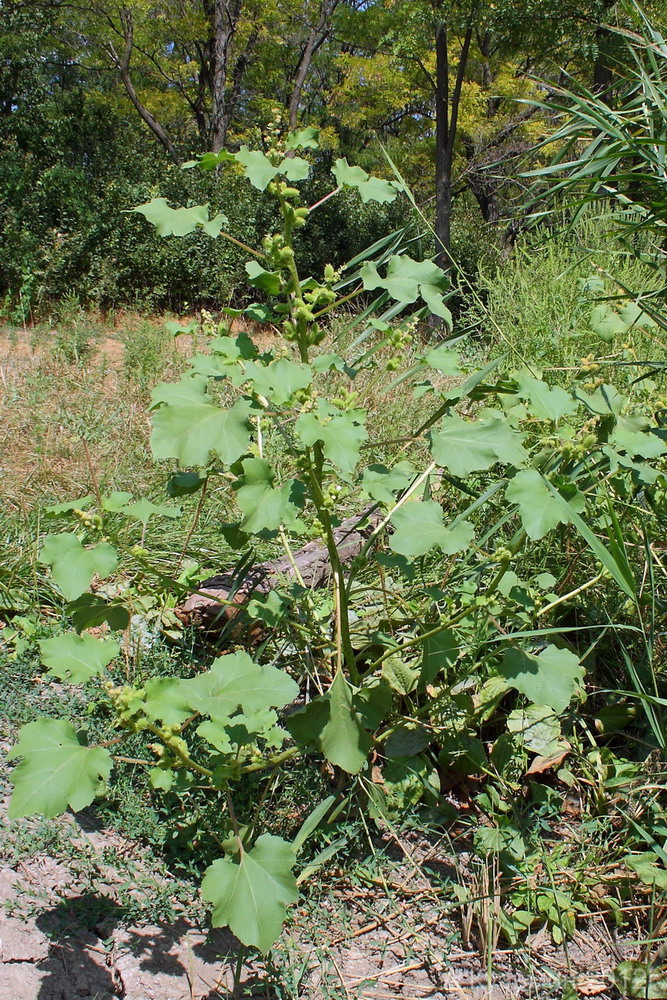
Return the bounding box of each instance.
[178,510,381,630]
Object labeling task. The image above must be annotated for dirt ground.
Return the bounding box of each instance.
[0,797,636,1000]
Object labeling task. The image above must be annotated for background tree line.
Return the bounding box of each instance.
[1,0,664,318]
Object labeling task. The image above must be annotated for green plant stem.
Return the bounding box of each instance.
[278,191,309,363]
[219,230,267,259]
[226,787,244,858]
[145,723,213,777]
[362,530,528,676]
[240,745,301,774]
[305,444,359,683]
[312,285,364,319]
[536,571,604,618]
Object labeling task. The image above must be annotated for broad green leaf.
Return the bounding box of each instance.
[142,677,194,726]
[361,461,416,504]
[423,345,460,375]
[284,697,330,747]
[624,853,667,890]
[40,534,118,601]
[506,469,584,540]
[67,594,131,632]
[149,767,174,791]
[419,628,458,686]
[278,156,310,181]
[439,734,488,775]
[39,633,119,683]
[196,720,233,754]
[332,158,399,203]
[574,383,626,415]
[245,261,282,295]
[131,198,227,237]
[166,471,207,498]
[116,498,182,525]
[247,590,291,625]
[100,490,134,511]
[379,757,439,815]
[8,719,112,819]
[201,834,298,952]
[244,358,312,405]
[150,375,209,408]
[210,332,257,361]
[383,724,429,758]
[353,678,393,729]
[319,670,372,774]
[198,710,284,753]
[46,495,94,515]
[234,458,304,533]
[430,414,527,476]
[389,501,474,557]
[499,644,584,714]
[361,255,451,321]
[589,303,628,342]
[312,353,345,373]
[235,147,279,190]
[618,301,656,329]
[296,401,367,472]
[610,415,667,460]
[382,656,418,695]
[516,375,577,422]
[151,397,253,467]
[165,318,198,337]
[180,652,299,721]
[286,126,319,150]
[506,705,562,755]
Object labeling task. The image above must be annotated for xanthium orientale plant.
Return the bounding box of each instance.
[9,125,667,954]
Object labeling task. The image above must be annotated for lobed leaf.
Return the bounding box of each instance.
[506,469,584,540]
[39,633,120,683]
[180,652,299,721]
[8,719,112,819]
[389,501,474,557]
[201,834,298,952]
[429,413,527,477]
[296,401,368,472]
[132,198,227,237]
[499,644,584,714]
[40,534,118,601]
[151,397,253,467]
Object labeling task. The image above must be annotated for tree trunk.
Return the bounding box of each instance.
[593,0,617,93]
[434,21,473,275]
[288,0,339,130]
[210,0,243,152]
[109,10,180,165]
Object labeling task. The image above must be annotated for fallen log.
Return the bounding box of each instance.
[178,510,382,630]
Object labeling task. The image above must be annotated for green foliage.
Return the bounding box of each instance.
[499,644,584,714]
[39,534,118,601]
[201,835,299,953]
[39,633,120,683]
[7,129,667,963]
[8,719,112,820]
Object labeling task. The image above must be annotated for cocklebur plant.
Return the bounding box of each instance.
[8,128,667,955]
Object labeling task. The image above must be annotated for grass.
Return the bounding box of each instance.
[465,213,667,372]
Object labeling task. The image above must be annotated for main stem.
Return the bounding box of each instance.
[277,190,359,684]
[306,444,360,684]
